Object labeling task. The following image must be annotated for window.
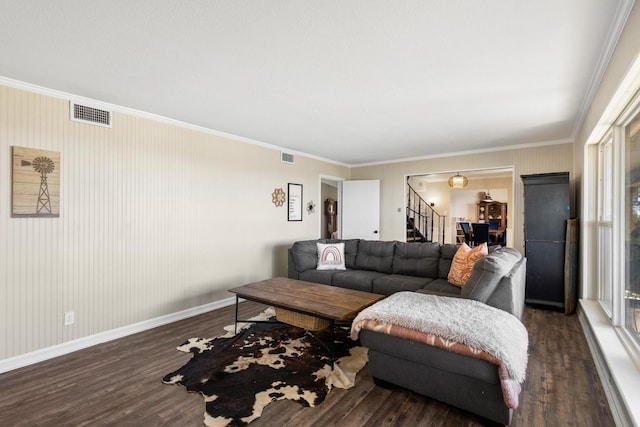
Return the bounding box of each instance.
[625,108,640,346]
[598,136,614,315]
[585,57,640,425]
[593,94,640,353]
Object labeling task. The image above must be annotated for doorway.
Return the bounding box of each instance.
[320,177,342,239]
[406,168,514,245]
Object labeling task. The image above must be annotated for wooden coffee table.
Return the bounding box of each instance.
[229,277,385,360]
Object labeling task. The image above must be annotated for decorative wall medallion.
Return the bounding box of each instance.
[307,201,316,214]
[272,187,286,207]
[12,146,61,217]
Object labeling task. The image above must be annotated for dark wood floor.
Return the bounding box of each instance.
[0,302,614,427]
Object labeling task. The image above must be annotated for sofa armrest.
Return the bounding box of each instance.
[461,247,525,318]
[486,257,526,320]
[288,249,300,280]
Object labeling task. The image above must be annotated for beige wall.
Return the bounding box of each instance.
[351,143,575,253]
[0,84,349,360]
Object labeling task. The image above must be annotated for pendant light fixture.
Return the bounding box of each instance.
[448,173,468,189]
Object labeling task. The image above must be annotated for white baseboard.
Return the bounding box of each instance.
[578,300,639,427]
[0,297,237,374]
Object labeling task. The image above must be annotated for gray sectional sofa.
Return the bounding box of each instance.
[287,239,526,319]
[287,238,527,425]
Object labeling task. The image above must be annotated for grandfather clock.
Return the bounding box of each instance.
[325,198,337,238]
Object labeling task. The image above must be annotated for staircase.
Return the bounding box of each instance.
[406,184,446,244]
[406,216,426,242]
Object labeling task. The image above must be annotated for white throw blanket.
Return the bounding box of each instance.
[351,292,529,408]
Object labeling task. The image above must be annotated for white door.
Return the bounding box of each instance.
[342,180,380,240]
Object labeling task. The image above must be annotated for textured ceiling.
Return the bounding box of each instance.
[0,0,632,165]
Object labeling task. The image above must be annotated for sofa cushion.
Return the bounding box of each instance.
[316,242,346,270]
[392,242,440,278]
[438,244,459,279]
[448,243,488,287]
[299,269,344,285]
[372,275,434,295]
[355,240,395,274]
[417,278,462,297]
[332,270,385,293]
[461,247,522,303]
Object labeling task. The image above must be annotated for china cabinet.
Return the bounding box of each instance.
[476,201,507,229]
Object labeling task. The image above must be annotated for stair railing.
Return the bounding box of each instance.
[406,184,446,244]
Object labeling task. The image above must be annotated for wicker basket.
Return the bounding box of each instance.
[275,308,330,331]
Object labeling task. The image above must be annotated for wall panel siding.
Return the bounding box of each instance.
[0,85,350,360]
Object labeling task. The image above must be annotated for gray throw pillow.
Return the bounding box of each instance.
[291,240,322,272]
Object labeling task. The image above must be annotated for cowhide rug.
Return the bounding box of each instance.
[162,308,367,427]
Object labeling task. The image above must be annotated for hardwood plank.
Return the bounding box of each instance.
[0,303,615,427]
[329,378,395,426]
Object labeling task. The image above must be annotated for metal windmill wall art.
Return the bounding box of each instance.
[32,156,55,214]
[12,146,61,217]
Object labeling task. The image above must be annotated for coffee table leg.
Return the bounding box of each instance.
[234,295,239,334]
[330,319,335,363]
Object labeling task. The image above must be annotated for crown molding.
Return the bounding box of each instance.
[351,138,574,168]
[0,76,350,168]
[571,0,637,141]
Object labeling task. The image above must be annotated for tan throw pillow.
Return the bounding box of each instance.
[448,243,488,287]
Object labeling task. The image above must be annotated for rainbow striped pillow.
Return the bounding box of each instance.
[316,242,346,270]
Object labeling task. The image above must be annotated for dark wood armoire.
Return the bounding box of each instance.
[521,172,571,309]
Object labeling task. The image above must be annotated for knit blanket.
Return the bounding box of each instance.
[351,292,528,409]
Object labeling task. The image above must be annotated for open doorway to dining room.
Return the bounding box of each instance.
[406,167,514,246]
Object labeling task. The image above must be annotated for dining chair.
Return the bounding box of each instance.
[459,222,472,243]
[488,220,500,245]
[471,223,489,246]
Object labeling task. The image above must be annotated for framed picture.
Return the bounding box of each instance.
[288,183,303,221]
[12,146,61,217]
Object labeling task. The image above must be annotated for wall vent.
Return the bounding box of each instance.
[70,102,112,127]
[281,152,295,164]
